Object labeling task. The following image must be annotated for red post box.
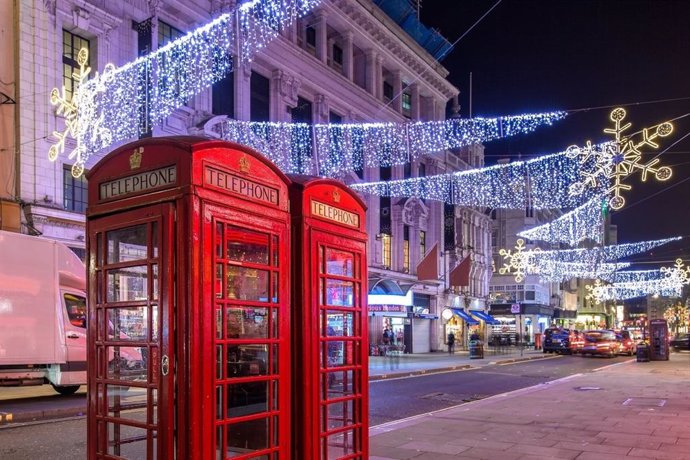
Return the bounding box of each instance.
[289,177,369,460]
[86,137,292,459]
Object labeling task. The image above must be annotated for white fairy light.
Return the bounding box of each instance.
[535,261,631,283]
[518,195,607,246]
[533,237,681,268]
[214,112,567,176]
[568,107,674,210]
[48,0,321,174]
[498,238,541,283]
[351,149,603,209]
[594,279,682,301]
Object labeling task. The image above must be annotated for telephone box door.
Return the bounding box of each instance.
[314,232,367,459]
[88,203,175,459]
[204,203,291,459]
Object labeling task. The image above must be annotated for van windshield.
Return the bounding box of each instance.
[65,293,87,328]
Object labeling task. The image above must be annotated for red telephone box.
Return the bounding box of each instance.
[86,137,292,459]
[289,177,369,459]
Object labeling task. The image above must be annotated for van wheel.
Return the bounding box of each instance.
[51,384,80,396]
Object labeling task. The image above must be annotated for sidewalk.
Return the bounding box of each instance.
[370,352,690,459]
[369,347,551,380]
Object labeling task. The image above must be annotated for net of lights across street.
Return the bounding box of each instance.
[517,194,607,247]
[350,149,606,209]
[214,112,567,175]
[535,261,631,283]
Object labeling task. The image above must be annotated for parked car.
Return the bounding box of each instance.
[670,333,690,352]
[580,330,620,357]
[616,330,637,356]
[543,328,583,354]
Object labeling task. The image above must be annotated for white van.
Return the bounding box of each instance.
[0,230,87,395]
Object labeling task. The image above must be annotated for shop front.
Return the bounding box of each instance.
[469,310,500,344]
[576,312,610,330]
[367,304,409,355]
[489,303,554,345]
[441,308,479,351]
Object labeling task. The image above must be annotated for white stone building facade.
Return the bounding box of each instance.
[0,0,492,353]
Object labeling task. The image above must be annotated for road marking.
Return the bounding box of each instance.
[593,358,634,372]
[496,355,563,366]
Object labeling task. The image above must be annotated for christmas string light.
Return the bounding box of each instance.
[498,238,541,283]
[533,236,681,268]
[48,0,321,175]
[215,112,567,175]
[517,195,606,246]
[351,150,604,209]
[568,107,675,210]
[600,269,665,284]
[536,261,631,283]
[660,258,690,288]
[593,279,682,301]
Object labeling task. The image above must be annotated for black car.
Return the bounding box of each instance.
[670,333,690,351]
[543,327,578,354]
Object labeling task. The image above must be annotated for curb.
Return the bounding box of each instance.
[491,354,562,365]
[0,406,86,426]
[369,364,473,381]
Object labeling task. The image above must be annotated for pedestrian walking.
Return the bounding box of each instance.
[447,331,455,354]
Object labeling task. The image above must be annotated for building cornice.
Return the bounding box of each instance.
[331,0,458,99]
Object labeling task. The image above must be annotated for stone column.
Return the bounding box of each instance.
[410,83,420,120]
[315,10,328,64]
[392,69,403,113]
[365,50,377,96]
[234,63,252,120]
[272,69,300,122]
[375,55,384,100]
[342,31,354,81]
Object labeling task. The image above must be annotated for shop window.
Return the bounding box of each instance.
[62,29,90,102]
[63,164,88,212]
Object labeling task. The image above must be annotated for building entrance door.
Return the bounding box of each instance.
[87,203,175,459]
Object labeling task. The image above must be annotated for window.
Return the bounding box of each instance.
[64,165,88,213]
[403,162,411,179]
[418,162,426,177]
[62,30,90,102]
[419,230,426,260]
[383,81,393,102]
[403,226,410,273]
[332,44,343,65]
[213,70,235,117]
[158,20,183,47]
[306,26,316,48]
[250,72,270,122]
[402,92,412,117]
[381,234,391,269]
[329,111,342,124]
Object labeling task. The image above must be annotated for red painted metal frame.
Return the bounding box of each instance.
[86,137,292,460]
[288,176,369,460]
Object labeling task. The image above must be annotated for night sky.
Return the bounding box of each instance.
[421,0,690,267]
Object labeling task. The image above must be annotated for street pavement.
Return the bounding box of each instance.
[2,350,689,459]
[370,352,690,459]
[0,347,550,425]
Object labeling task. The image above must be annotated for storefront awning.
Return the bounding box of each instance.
[451,308,479,325]
[470,310,500,325]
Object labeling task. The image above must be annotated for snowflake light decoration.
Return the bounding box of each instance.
[661,258,690,289]
[585,279,607,305]
[48,48,113,178]
[498,238,541,283]
[567,107,674,210]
